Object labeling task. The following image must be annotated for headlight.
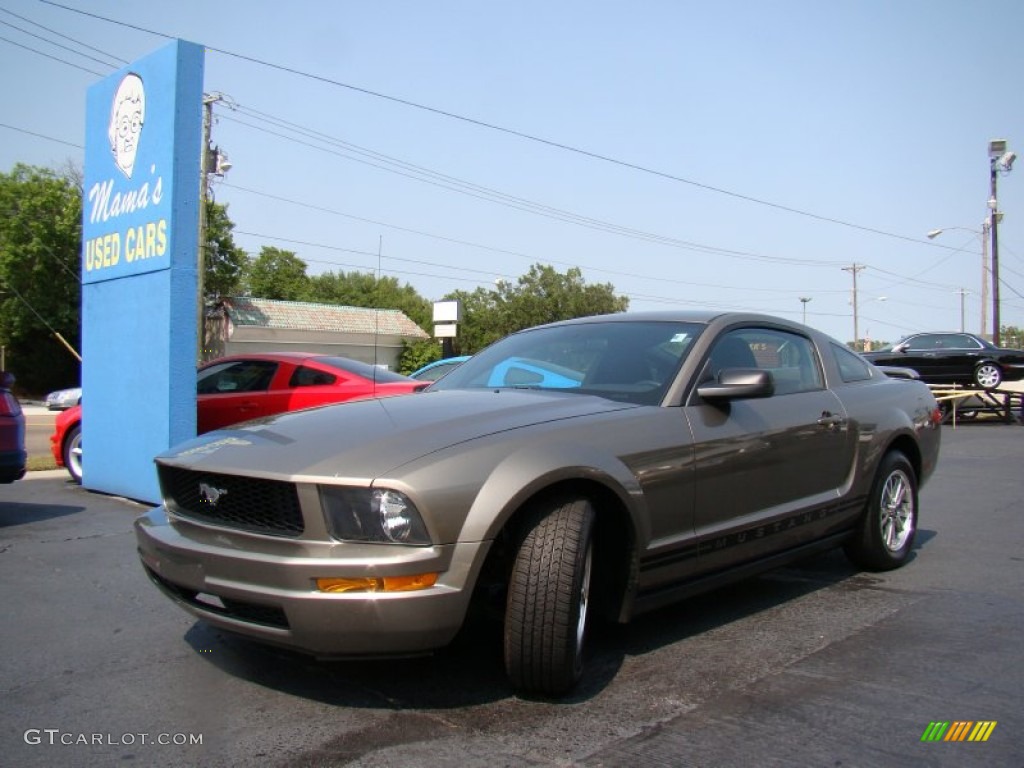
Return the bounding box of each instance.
[319,487,431,545]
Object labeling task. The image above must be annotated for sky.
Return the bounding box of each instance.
[2,0,1023,345]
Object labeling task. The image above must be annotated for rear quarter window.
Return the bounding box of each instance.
[833,343,873,382]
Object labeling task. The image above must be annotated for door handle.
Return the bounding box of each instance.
[817,412,846,430]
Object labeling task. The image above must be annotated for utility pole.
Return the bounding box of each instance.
[989,159,1001,346]
[957,289,967,332]
[197,93,228,362]
[842,264,865,349]
[980,218,990,338]
[197,95,215,363]
[988,139,1016,347]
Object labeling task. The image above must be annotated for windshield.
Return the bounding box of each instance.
[429,320,703,404]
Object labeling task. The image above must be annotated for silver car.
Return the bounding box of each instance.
[45,386,82,411]
[136,312,941,695]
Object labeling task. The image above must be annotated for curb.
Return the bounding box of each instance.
[23,469,71,480]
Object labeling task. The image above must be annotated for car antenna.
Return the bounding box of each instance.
[373,235,382,388]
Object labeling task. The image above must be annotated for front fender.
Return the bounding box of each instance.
[379,417,672,549]
[459,440,648,544]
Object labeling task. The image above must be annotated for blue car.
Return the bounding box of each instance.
[411,356,582,389]
[409,356,471,382]
[485,357,582,388]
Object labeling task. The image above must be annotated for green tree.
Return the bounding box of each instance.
[304,270,435,373]
[0,164,82,392]
[1001,325,1023,349]
[444,286,501,354]
[305,270,431,326]
[243,246,310,300]
[202,202,247,300]
[448,264,629,355]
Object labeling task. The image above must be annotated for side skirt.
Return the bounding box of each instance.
[631,530,854,617]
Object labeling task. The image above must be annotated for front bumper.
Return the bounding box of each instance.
[134,507,489,657]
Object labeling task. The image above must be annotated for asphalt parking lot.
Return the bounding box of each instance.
[1,424,1022,767]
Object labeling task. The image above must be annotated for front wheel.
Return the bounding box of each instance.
[504,497,596,696]
[845,451,917,571]
[62,424,82,484]
[974,362,1002,390]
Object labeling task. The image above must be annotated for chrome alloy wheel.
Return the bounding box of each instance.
[974,363,1002,389]
[879,468,915,552]
[573,539,594,671]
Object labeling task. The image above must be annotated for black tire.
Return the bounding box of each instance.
[62,424,83,484]
[504,497,596,696]
[974,362,1002,390]
[845,451,917,571]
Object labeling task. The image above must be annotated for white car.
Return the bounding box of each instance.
[45,387,81,411]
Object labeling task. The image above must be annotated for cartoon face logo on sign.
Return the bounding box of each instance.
[108,73,145,179]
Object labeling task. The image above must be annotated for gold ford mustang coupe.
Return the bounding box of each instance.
[136,312,941,696]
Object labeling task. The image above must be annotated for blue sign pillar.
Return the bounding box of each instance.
[81,41,204,502]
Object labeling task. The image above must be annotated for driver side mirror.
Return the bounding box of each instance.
[697,368,775,401]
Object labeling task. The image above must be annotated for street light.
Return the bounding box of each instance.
[926,223,990,336]
[799,296,812,324]
[989,139,1015,347]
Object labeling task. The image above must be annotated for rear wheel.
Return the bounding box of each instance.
[504,497,595,696]
[62,424,82,484]
[974,362,1002,390]
[845,451,917,571]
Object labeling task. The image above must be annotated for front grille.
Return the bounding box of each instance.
[159,466,304,537]
[145,568,289,629]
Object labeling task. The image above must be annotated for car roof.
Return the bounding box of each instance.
[530,310,810,332]
[416,356,470,370]
[901,331,979,336]
[202,352,358,366]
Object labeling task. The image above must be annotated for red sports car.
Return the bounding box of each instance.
[51,353,425,483]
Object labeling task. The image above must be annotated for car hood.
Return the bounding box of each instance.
[157,389,637,481]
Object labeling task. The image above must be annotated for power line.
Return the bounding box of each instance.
[0,32,106,76]
[12,4,1012,330]
[217,104,999,297]
[0,110,978,312]
[0,122,82,149]
[0,5,125,65]
[2,102,986,304]
[0,17,120,69]
[36,0,968,249]
[221,106,846,268]
[224,182,966,302]
[234,228,848,298]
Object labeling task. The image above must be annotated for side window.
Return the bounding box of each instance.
[832,343,873,382]
[710,329,823,394]
[289,366,338,387]
[947,334,980,349]
[197,361,277,394]
[909,334,945,349]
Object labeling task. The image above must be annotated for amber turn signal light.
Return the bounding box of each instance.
[316,573,438,593]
